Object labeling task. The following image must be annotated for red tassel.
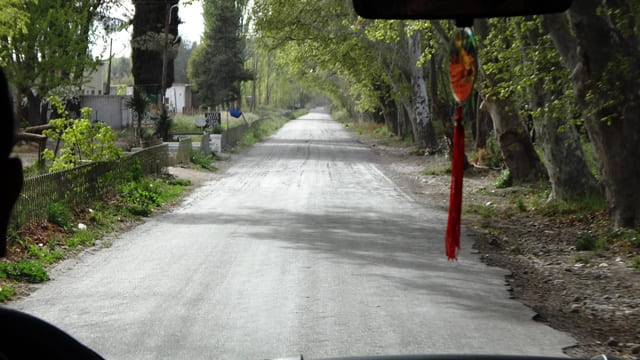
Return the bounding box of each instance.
[445,105,465,260]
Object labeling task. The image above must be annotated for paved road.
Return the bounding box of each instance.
[11,110,574,359]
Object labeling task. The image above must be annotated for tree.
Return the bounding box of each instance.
[476,18,547,184]
[110,57,134,85]
[189,0,252,109]
[131,0,179,96]
[543,2,640,228]
[42,97,122,172]
[1,0,107,125]
[174,40,197,84]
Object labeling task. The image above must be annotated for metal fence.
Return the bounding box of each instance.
[10,144,168,229]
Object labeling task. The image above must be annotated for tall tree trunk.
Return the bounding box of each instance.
[429,54,454,151]
[522,21,600,201]
[482,95,547,183]
[264,53,272,105]
[476,97,490,150]
[543,3,640,228]
[407,30,439,151]
[530,78,599,200]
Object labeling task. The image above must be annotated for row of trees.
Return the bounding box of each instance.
[250,0,640,229]
[0,0,122,126]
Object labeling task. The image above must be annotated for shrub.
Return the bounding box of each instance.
[576,234,597,251]
[27,245,64,265]
[212,124,224,134]
[47,202,74,229]
[190,151,217,171]
[0,260,49,283]
[495,169,512,189]
[0,285,16,302]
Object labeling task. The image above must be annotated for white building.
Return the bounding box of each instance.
[81,63,106,95]
[165,83,192,114]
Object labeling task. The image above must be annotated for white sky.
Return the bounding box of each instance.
[93,1,204,58]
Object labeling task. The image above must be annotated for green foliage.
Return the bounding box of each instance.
[0,260,49,283]
[1,0,102,111]
[172,114,201,132]
[120,181,162,210]
[495,169,513,189]
[212,124,224,134]
[631,257,640,270]
[164,178,192,186]
[420,165,451,176]
[576,234,598,251]
[43,97,123,172]
[535,194,605,217]
[190,0,252,108]
[464,203,498,219]
[0,285,16,302]
[190,151,218,171]
[47,202,74,230]
[131,0,179,95]
[239,115,292,147]
[27,245,64,265]
[573,253,592,265]
[65,230,97,249]
[156,106,173,141]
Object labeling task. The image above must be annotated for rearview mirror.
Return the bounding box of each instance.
[352,0,572,20]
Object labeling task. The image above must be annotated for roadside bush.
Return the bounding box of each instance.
[27,245,64,265]
[495,169,512,189]
[212,124,223,134]
[576,234,597,251]
[42,97,122,172]
[190,151,217,171]
[0,260,49,283]
[0,285,16,302]
[47,202,74,229]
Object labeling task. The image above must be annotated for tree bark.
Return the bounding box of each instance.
[482,95,547,183]
[475,98,490,150]
[522,21,600,201]
[407,30,439,151]
[543,4,640,228]
[530,79,599,201]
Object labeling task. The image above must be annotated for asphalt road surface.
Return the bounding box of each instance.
[11,109,574,359]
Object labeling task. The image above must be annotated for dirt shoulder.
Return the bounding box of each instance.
[356,134,640,360]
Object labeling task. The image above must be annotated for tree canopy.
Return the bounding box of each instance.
[189,0,252,109]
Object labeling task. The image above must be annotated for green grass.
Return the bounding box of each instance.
[420,165,451,176]
[534,193,605,217]
[190,151,218,171]
[47,202,74,230]
[464,203,499,218]
[172,114,201,132]
[27,245,64,265]
[0,260,49,283]
[573,253,593,264]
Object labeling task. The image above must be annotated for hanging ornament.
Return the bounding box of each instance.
[445,28,477,260]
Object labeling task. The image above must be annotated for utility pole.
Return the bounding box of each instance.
[105,38,112,95]
[161,1,179,106]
